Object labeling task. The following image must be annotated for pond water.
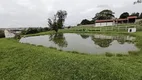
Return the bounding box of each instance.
[20,33,139,54]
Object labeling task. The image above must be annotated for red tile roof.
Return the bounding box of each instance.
[117,19,127,21]
[95,20,114,23]
[127,16,137,19]
[95,16,137,23]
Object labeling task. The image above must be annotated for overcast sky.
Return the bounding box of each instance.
[0,0,141,28]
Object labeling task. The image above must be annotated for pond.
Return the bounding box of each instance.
[20,33,139,54]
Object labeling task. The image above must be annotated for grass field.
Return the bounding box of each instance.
[1,30,142,79]
[25,23,142,37]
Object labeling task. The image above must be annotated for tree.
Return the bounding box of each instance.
[0,30,5,38]
[80,19,94,25]
[93,9,115,20]
[91,36,113,48]
[139,13,142,19]
[48,10,67,32]
[134,0,142,4]
[119,12,129,18]
[80,35,90,39]
[81,19,91,25]
[77,24,81,26]
[49,33,68,48]
[56,10,67,29]
[25,28,38,34]
[130,12,140,18]
[48,18,53,29]
[43,27,50,31]
[48,15,58,32]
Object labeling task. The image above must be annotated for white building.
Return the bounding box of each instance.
[95,16,137,27]
[95,20,115,27]
[4,29,16,38]
[128,28,137,33]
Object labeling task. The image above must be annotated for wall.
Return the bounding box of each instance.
[128,28,136,33]
[4,30,15,38]
[95,22,115,27]
[79,24,95,27]
[135,19,142,23]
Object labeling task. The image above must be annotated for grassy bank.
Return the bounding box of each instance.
[25,24,142,37]
[25,28,128,37]
[0,31,142,80]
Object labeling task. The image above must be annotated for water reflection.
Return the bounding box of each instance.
[80,35,90,39]
[91,34,136,47]
[92,37,113,48]
[20,33,138,54]
[49,33,68,48]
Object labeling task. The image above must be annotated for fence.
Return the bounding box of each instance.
[72,25,142,32]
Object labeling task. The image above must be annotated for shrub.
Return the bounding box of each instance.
[21,27,50,35]
[0,30,5,38]
[105,52,114,57]
[14,34,21,39]
[136,20,142,31]
[136,20,142,26]
[129,51,139,56]
[116,54,124,57]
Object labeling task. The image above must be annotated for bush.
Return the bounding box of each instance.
[105,52,114,57]
[137,20,142,26]
[116,54,124,57]
[14,34,21,39]
[21,27,50,35]
[0,30,5,38]
[129,51,139,56]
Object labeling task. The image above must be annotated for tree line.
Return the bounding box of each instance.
[120,12,142,19]
[79,9,142,25]
[0,30,4,38]
[21,27,50,35]
[21,10,68,34]
[134,0,142,4]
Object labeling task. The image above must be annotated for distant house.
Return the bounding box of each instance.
[127,16,137,23]
[95,16,137,27]
[95,20,115,27]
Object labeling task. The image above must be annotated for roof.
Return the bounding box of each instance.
[127,16,137,19]
[95,20,114,23]
[117,19,127,21]
[95,16,137,23]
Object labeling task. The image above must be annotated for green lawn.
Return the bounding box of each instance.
[0,31,142,80]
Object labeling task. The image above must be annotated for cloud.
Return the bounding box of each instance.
[97,5,110,8]
[80,8,98,14]
[0,0,141,28]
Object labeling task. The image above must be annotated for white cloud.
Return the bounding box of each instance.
[97,5,110,8]
[80,8,98,14]
[0,0,141,28]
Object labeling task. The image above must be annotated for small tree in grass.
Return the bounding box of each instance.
[48,10,67,32]
[48,15,58,32]
[56,10,67,29]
